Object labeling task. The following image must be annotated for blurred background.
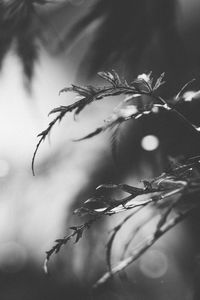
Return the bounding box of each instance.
[1,0,200,299]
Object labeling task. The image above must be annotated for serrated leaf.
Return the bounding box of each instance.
[98,70,122,87]
[153,72,165,90]
[33,71,171,174]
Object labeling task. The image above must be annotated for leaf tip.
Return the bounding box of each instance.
[43,258,49,274]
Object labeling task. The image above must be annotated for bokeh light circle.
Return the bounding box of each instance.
[139,249,168,278]
[141,135,159,151]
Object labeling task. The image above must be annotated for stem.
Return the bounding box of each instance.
[93,207,193,288]
[157,96,200,138]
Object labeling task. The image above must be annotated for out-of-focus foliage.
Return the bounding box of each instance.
[64,0,188,83]
[0,0,52,80]
[0,0,189,86]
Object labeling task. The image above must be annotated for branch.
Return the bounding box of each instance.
[106,206,148,272]
[93,206,193,288]
[44,216,99,274]
[32,71,166,174]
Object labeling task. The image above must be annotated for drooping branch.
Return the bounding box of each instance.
[32,71,167,174]
[33,71,200,287]
[32,71,200,174]
[93,206,194,288]
[44,157,200,276]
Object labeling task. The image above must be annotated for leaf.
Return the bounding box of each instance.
[133,73,153,92]
[73,196,109,216]
[74,102,155,141]
[153,72,165,91]
[98,70,122,87]
[97,183,149,196]
[175,79,196,100]
[74,128,104,141]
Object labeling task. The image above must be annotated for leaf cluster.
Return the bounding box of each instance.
[0,0,51,80]
[32,70,166,174]
[44,156,200,285]
[32,70,200,174]
[32,70,200,287]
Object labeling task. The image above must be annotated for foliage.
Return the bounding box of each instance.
[64,0,188,81]
[33,71,200,288]
[0,0,190,86]
[32,70,166,173]
[0,0,52,81]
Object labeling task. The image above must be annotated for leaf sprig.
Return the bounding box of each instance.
[33,70,200,288]
[32,70,166,174]
[44,156,200,281]
[32,70,200,174]
[44,217,97,274]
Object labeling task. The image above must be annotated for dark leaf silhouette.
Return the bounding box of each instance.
[63,0,188,82]
[32,71,200,285]
[0,0,53,82]
[44,156,200,280]
[32,71,168,174]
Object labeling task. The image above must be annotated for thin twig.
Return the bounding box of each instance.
[93,207,193,288]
